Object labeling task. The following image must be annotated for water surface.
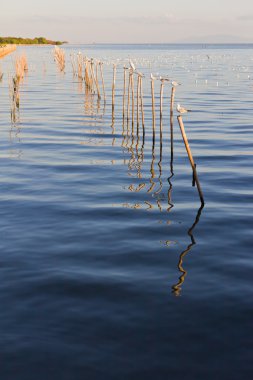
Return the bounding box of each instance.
[0,44,252,379]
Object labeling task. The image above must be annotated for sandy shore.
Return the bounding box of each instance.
[0,44,17,58]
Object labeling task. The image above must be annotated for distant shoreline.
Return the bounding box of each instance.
[0,37,67,45]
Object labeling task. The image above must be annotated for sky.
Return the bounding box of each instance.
[1,0,253,43]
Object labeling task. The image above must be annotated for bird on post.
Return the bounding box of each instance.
[129,59,136,72]
[172,80,181,87]
[159,75,170,82]
[150,73,158,80]
[177,104,192,114]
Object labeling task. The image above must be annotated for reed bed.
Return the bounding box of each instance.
[8,54,29,123]
[0,44,16,59]
[54,46,65,72]
[0,65,3,81]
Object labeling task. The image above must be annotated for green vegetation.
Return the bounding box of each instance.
[0,37,67,45]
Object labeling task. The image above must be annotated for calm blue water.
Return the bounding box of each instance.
[0,44,252,379]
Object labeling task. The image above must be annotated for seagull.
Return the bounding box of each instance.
[160,76,170,82]
[171,80,181,87]
[150,73,158,80]
[177,104,192,114]
[129,59,136,71]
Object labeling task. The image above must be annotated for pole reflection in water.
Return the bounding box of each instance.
[172,204,204,296]
[79,58,205,295]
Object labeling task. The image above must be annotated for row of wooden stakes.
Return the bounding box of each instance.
[54,50,205,205]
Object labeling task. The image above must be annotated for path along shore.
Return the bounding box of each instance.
[0,45,17,58]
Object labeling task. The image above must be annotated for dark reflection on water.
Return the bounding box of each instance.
[0,45,253,379]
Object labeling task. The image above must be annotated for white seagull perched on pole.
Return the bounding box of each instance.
[172,80,181,87]
[150,73,158,80]
[159,75,170,82]
[129,59,136,71]
[177,104,192,114]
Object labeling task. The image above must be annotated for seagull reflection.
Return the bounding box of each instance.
[172,204,204,296]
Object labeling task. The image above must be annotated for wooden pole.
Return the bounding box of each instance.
[160,81,164,141]
[177,116,205,205]
[127,71,131,123]
[151,79,155,135]
[136,75,140,128]
[95,61,101,100]
[140,76,145,135]
[90,59,96,93]
[131,71,135,127]
[170,87,174,163]
[123,66,127,120]
[99,62,106,102]
[170,86,176,115]
[112,64,116,116]
[160,81,164,120]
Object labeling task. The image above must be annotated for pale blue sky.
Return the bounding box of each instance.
[1,0,253,43]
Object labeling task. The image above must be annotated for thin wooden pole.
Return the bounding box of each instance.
[160,81,164,141]
[170,86,174,163]
[127,71,131,123]
[95,61,101,100]
[177,116,205,205]
[136,75,140,128]
[99,62,106,102]
[123,66,127,119]
[151,79,155,135]
[131,71,135,127]
[112,64,116,116]
[170,86,176,115]
[160,81,164,120]
[90,59,96,93]
[140,76,145,135]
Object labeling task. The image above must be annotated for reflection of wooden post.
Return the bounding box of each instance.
[177,116,205,205]
[192,163,196,187]
[140,76,145,134]
[151,79,155,133]
[112,64,116,116]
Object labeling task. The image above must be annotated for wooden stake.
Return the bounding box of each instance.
[123,66,127,119]
[112,64,116,116]
[140,76,145,134]
[127,71,131,123]
[136,75,140,128]
[177,116,205,205]
[170,86,176,115]
[151,79,155,135]
[160,81,164,141]
[131,71,135,127]
[95,61,101,100]
[99,62,106,102]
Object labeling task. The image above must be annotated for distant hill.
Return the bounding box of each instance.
[175,35,253,44]
[0,37,67,45]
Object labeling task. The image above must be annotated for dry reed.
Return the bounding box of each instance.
[53,46,65,72]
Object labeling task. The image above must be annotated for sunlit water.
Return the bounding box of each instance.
[0,44,252,379]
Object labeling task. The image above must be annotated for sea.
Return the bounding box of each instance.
[0,43,252,379]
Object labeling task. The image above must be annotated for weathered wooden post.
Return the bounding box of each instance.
[177,115,205,205]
